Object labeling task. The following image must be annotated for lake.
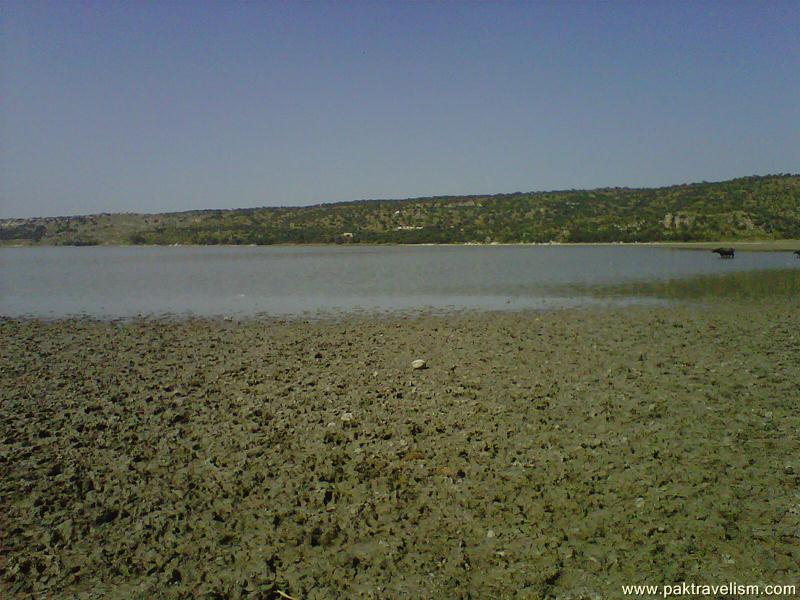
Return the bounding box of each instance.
[1,245,798,318]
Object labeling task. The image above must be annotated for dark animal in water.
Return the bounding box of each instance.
[712,247,735,258]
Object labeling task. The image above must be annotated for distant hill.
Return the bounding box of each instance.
[2,174,799,246]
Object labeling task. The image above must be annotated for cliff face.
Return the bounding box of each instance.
[2,174,799,246]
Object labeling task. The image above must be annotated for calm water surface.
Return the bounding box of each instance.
[1,245,798,318]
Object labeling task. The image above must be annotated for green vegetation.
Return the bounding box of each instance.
[2,174,799,246]
[579,268,800,301]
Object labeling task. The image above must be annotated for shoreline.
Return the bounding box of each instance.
[2,298,798,597]
[2,239,800,251]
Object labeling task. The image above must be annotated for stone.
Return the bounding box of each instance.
[56,519,74,543]
[411,359,427,370]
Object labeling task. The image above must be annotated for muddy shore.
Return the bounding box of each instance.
[1,301,798,598]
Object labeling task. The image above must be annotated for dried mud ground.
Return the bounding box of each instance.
[1,301,798,599]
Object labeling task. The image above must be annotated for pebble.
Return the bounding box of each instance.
[411,359,427,370]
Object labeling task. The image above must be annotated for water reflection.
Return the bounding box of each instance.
[1,246,798,318]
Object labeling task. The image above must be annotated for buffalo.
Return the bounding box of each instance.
[712,247,735,258]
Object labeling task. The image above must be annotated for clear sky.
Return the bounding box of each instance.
[1,1,798,218]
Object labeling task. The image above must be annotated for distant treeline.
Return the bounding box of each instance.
[2,174,799,246]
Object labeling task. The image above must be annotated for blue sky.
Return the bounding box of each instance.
[1,1,798,218]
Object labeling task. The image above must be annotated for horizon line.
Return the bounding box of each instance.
[2,172,797,222]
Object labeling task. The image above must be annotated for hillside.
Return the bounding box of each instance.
[2,174,799,246]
